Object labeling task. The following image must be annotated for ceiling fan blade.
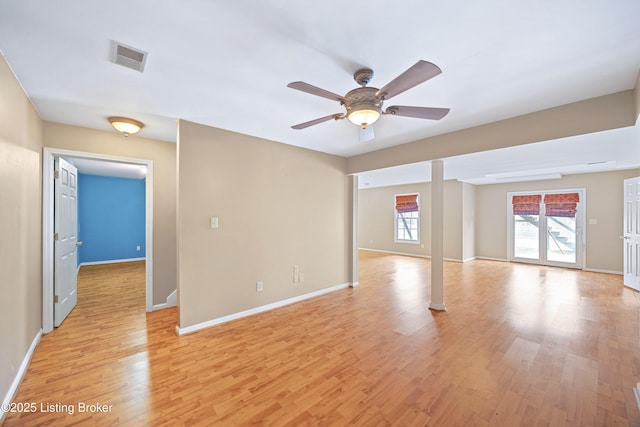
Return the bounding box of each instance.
[385,106,450,120]
[376,60,442,100]
[287,81,346,102]
[359,125,375,142]
[291,113,343,130]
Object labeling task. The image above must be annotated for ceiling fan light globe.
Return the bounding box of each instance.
[348,108,380,128]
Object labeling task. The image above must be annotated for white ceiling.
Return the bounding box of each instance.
[0,1,639,183]
[357,125,640,188]
[69,157,147,180]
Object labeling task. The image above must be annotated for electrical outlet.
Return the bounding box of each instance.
[136,245,141,251]
[256,281,263,292]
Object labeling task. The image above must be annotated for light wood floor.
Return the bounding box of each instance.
[4,253,640,426]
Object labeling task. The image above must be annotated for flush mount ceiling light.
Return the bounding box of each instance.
[108,117,144,137]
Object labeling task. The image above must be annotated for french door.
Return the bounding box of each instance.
[508,189,584,269]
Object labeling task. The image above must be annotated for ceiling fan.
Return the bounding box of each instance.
[287,60,449,142]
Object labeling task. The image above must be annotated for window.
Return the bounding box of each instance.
[395,193,420,243]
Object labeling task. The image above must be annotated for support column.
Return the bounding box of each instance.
[348,175,359,287]
[429,160,446,310]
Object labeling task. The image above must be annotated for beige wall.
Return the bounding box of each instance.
[43,122,177,304]
[177,120,349,329]
[0,54,43,408]
[359,169,640,272]
[633,70,640,123]
[635,70,640,121]
[475,169,640,272]
[359,183,429,257]
[358,180,474,261]
[462,182,476,261]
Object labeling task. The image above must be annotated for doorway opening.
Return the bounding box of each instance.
[42,148,154,333]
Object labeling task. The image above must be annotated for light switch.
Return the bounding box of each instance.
[589,219,597,225]
[210,217,219,229]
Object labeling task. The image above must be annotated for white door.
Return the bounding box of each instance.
[623,177,640,291]
[54,158,79,326]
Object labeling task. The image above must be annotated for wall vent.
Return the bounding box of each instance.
[110,41,147,72]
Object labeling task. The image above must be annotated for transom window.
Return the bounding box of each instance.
[395,193,420,243]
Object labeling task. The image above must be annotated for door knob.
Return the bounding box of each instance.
[75,241,83,246]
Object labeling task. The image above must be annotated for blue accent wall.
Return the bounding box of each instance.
[78,174,146,264]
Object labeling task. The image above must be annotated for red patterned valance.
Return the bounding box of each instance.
[544,193,579,203]
[512,195,542,204]
[544,193,579,217]
[512,194,541,215]
[396,194,419,213]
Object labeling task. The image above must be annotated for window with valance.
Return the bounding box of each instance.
[395,194,420,243]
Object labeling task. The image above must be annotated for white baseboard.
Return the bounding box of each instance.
[359,248,480,263]
[429,302,447,311]
[79,257,146,267]
[475,256,509,262]
[1,329,42,422]
[176,282,351,335]
[153,289,177,311]
[583,268,623,275]
[359,248,430,258]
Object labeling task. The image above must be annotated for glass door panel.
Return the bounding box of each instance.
[546,216,577,263]
[514,215,539,259]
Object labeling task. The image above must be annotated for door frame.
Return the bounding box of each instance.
[43,147,154,333]
[507,188,586,269]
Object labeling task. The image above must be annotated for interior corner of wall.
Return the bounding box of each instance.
[634,69,640,122]
[166,289,177,307]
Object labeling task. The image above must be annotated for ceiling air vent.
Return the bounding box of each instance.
[110,41,147,72]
